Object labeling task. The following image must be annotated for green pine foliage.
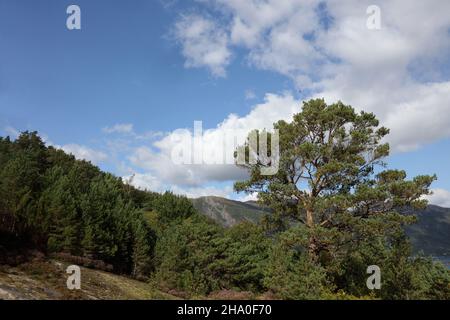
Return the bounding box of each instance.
[234,99,450,299]
[0,131,155,278]
[264,243,330,299]
[152,191,197,225]
[1,98,449,301]
[153,216,270,296]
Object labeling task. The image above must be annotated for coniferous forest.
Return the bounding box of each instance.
[1,100,449,300]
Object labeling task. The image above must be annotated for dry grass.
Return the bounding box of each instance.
[0,259,177,300]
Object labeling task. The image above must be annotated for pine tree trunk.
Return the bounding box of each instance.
[306,207,317,261]
[306,208,314,227]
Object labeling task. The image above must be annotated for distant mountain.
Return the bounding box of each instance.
[191,196,270,227]
[405,205,450,257]
[193,196,450,257]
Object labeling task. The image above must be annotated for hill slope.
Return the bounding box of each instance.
[0,259,177,300]
[193,196,450,257]
[191,196,270,227]
[405,205,450,256]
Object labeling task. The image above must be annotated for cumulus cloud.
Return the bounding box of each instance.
[123,172,234,198]
[102,123,134,134]
[173,13,232,77]
[236,192,259,202]
[171,0,450,152]
[123,0,450,199]
[123,173,162,192]
[381,82,450,152]
[128,92,298,188]
[426,189,450,208]
[60,144,108,165]
[171,185,234,199]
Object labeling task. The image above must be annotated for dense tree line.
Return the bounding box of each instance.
[152,216,269,295]
[1,105,449,299]
[0,132,155,276]
[144,100,450,300]
[233,99,450,299]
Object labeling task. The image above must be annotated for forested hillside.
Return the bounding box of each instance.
[0,131,158,277]
[0,130,449,300]
[0,132,281,297]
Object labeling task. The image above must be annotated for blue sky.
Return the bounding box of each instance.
[0,0,289,138]
[1,0,449,205]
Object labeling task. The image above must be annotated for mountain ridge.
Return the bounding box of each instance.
[191,196,271,227]
[193,196,450,257]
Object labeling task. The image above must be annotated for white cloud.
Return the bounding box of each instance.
[171,185,234,199]
[382,82,450,152]
[173,13,232,77]
[123,172,234,199]
[102,123,134,134]
[236,192,259,202]
[128,92,297,187]
[3,126,20,138]
[171,0,450,153]
[60,144,108,165]
[123,173,162,192]
[134,130,165,140]
[121,0,450,198]
[426,189,450,208]
[245,89,256,100]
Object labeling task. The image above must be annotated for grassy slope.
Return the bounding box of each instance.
[0,258,268,300]
[0,259,177,300]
